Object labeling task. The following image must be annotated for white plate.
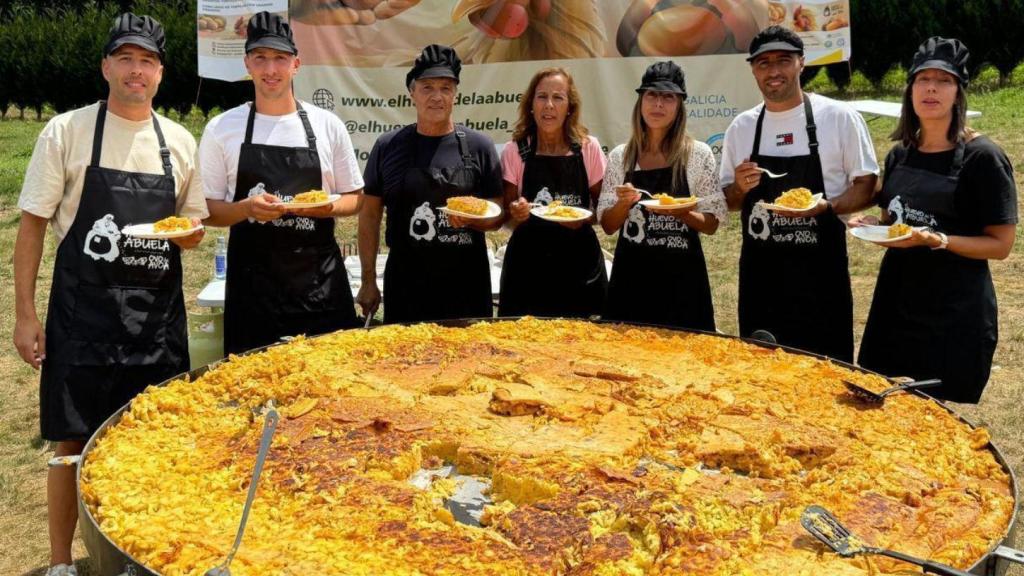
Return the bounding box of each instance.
[759,192,824,213]
[122,223,204,240]
[530,205,593,223]
[639,197,701,212]
[282,193,341,209]
[849,224,925,245]
[439,199,502,219]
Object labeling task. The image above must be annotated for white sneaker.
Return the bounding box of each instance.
[45,564,78,576]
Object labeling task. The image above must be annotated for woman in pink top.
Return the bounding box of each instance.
[499,67,608,317]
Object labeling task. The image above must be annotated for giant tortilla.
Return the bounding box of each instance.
[81,318,1014,574]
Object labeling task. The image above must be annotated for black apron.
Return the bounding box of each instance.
[604,165,715,330]
[224,102,356,355]
[859,141,996,403]
[738,95,853,361]
[498,139,607,318]
[40,101,188,441]
[382,126,492,324]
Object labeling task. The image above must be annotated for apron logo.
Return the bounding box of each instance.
[247,182,270,224]
[776,133,794,146]
[535,187,554,206]
[888,195,905,224]
[889,194,938,227]
[623,205,646,244]
[409,202,437,242]
[748,203,772,241]
[83,214,121,262]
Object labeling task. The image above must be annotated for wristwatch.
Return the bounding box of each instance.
[930,231,949,250]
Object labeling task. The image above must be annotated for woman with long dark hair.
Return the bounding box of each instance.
[855,37,1017,403]
[499,67,608,318]
[599,61,726,330]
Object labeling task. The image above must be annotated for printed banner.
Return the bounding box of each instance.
[768,0,852,65]
[200,1,851,164]
[197,0,289,81]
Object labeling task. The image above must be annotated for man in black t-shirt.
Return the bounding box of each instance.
[356,44,503,324]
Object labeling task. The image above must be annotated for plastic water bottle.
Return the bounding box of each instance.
[214,236,227,280]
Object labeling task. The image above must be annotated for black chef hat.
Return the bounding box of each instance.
[406,44,462,90]
[910,37,970,86]
[104,13,165,60]
[636,61,687,98]
[746,25,804,62]
[245,11,297,55]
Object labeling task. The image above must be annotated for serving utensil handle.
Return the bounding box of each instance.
[222,408,279,571]
[994,545,1024,565]
[883,379,941,397]
[876,549,974,576]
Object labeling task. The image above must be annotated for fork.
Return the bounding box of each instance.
[755,167,789,178]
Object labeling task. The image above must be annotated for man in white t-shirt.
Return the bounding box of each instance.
[200,12,364,355]
[12,14,208,576]
[720,26,879,362]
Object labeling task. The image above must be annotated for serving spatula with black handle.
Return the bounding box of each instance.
[842,378,941,404]
[801,505,973,576]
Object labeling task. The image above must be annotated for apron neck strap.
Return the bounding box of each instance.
[295,101,317,151]
[517,138,531,161]
[898,138,967,179]
[91,101,108,168]
[91,101,172,177]
[245,100,317,151]
[151,110,173,177]
[520,136,582,159]
[751,93,819,161]
[752,105,766,160]
[949,138,966,178]
[803,94,820,158]
[454,125,472,166]
[244,102,258,145]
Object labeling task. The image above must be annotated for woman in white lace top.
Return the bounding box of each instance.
[599,61,726,330]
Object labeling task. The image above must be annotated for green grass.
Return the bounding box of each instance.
[1,86,1023,575]
[0,120,45,211]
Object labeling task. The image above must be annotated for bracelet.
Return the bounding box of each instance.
[930,231,949,250]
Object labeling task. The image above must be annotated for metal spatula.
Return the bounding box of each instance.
[801,505,973,576]
[205,406,279,576]
[842,378,941,404]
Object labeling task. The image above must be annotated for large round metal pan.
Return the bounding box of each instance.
[76,318,1020,576]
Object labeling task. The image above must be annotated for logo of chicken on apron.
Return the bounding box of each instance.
[534,186,554,206]
[409,201,437,242]
[83,213,121,262]
[888,196,905,224]
[748,203,772,241]
[623,204,646,244]
[247,182,269,224]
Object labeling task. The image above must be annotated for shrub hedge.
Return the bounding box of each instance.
[1,0,1022,116]
[0,0,248,118]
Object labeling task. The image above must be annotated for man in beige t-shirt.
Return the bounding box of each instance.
[12,13,206,576]
[18,104,208,242]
